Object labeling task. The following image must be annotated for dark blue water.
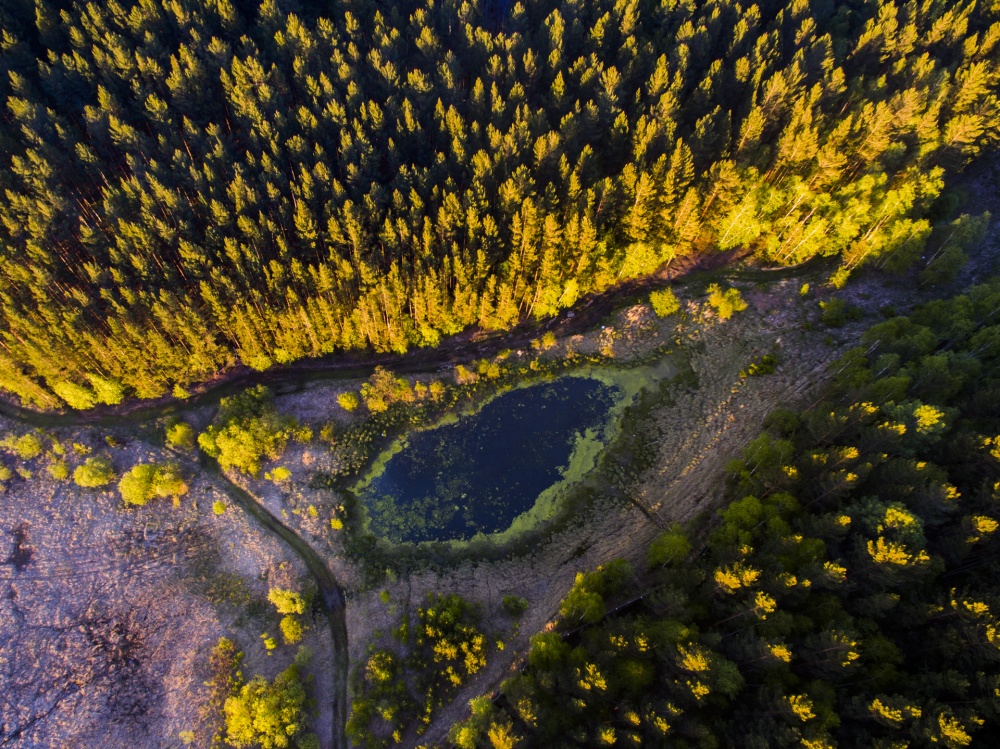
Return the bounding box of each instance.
[359,377,619,543]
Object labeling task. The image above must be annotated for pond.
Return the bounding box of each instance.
[356,376,622,544]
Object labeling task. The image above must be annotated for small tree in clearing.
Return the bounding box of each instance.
[649,288,680,317]
[118,462,188,506]
[706,284,748,320]
[74,456,115,487]
[337,392,360,412]
[166,420,196,451]
[268,587,306,615]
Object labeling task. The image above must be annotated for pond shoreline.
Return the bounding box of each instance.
[340,356,684,560]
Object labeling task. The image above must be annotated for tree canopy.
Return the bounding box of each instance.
[0,0,996,409]
[117,461,188,505]
[450,279,1000,748]
[198,385,310,476]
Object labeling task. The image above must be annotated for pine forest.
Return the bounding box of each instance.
[0,0,997,408]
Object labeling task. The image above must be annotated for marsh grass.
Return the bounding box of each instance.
[336,351,689,587]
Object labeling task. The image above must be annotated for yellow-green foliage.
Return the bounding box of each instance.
[51,380,96,410]
[118,462,188,506]
[361,366,414,412]
[46,459,70,480]
[0,0,990,412]
[280,615,304,645]
[2,433,44,461]
[268,588,306,616]
[559,559,633,624]
[649,288,681,318]
[476,359,501,379]
[73,456,114,487]
[348,594,488,746]
[223,648,315,748]
[198,386,307,476]
[706,284,748,321]
[165,420,196,451]
[212,500,226,515]
[337,391,360,412]
[532,331,558,351]
[265,466,292,483]
[647,524,692,567]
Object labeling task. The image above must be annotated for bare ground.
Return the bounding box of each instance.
[0,429,329,749]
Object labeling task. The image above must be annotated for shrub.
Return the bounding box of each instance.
[560,559,633,624]
[454,364,478,385]
[265,466,292,483]
[649,288,681,317]
[73,456,114,487]
[706,284,748,320]
[47,460,70,480]
[118,462,188,506]
[198,385,306,476]
[532,331,558,350]
[280,615,304,645]
[476,359,501,379]
[166,420,196,451]
[361,366,414,412]
[337,391,360,412]
[212,500,226,515]
[502,595,529,617]
[268,587,306,615]
[647,525,692,568]
[3,433,44,461]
